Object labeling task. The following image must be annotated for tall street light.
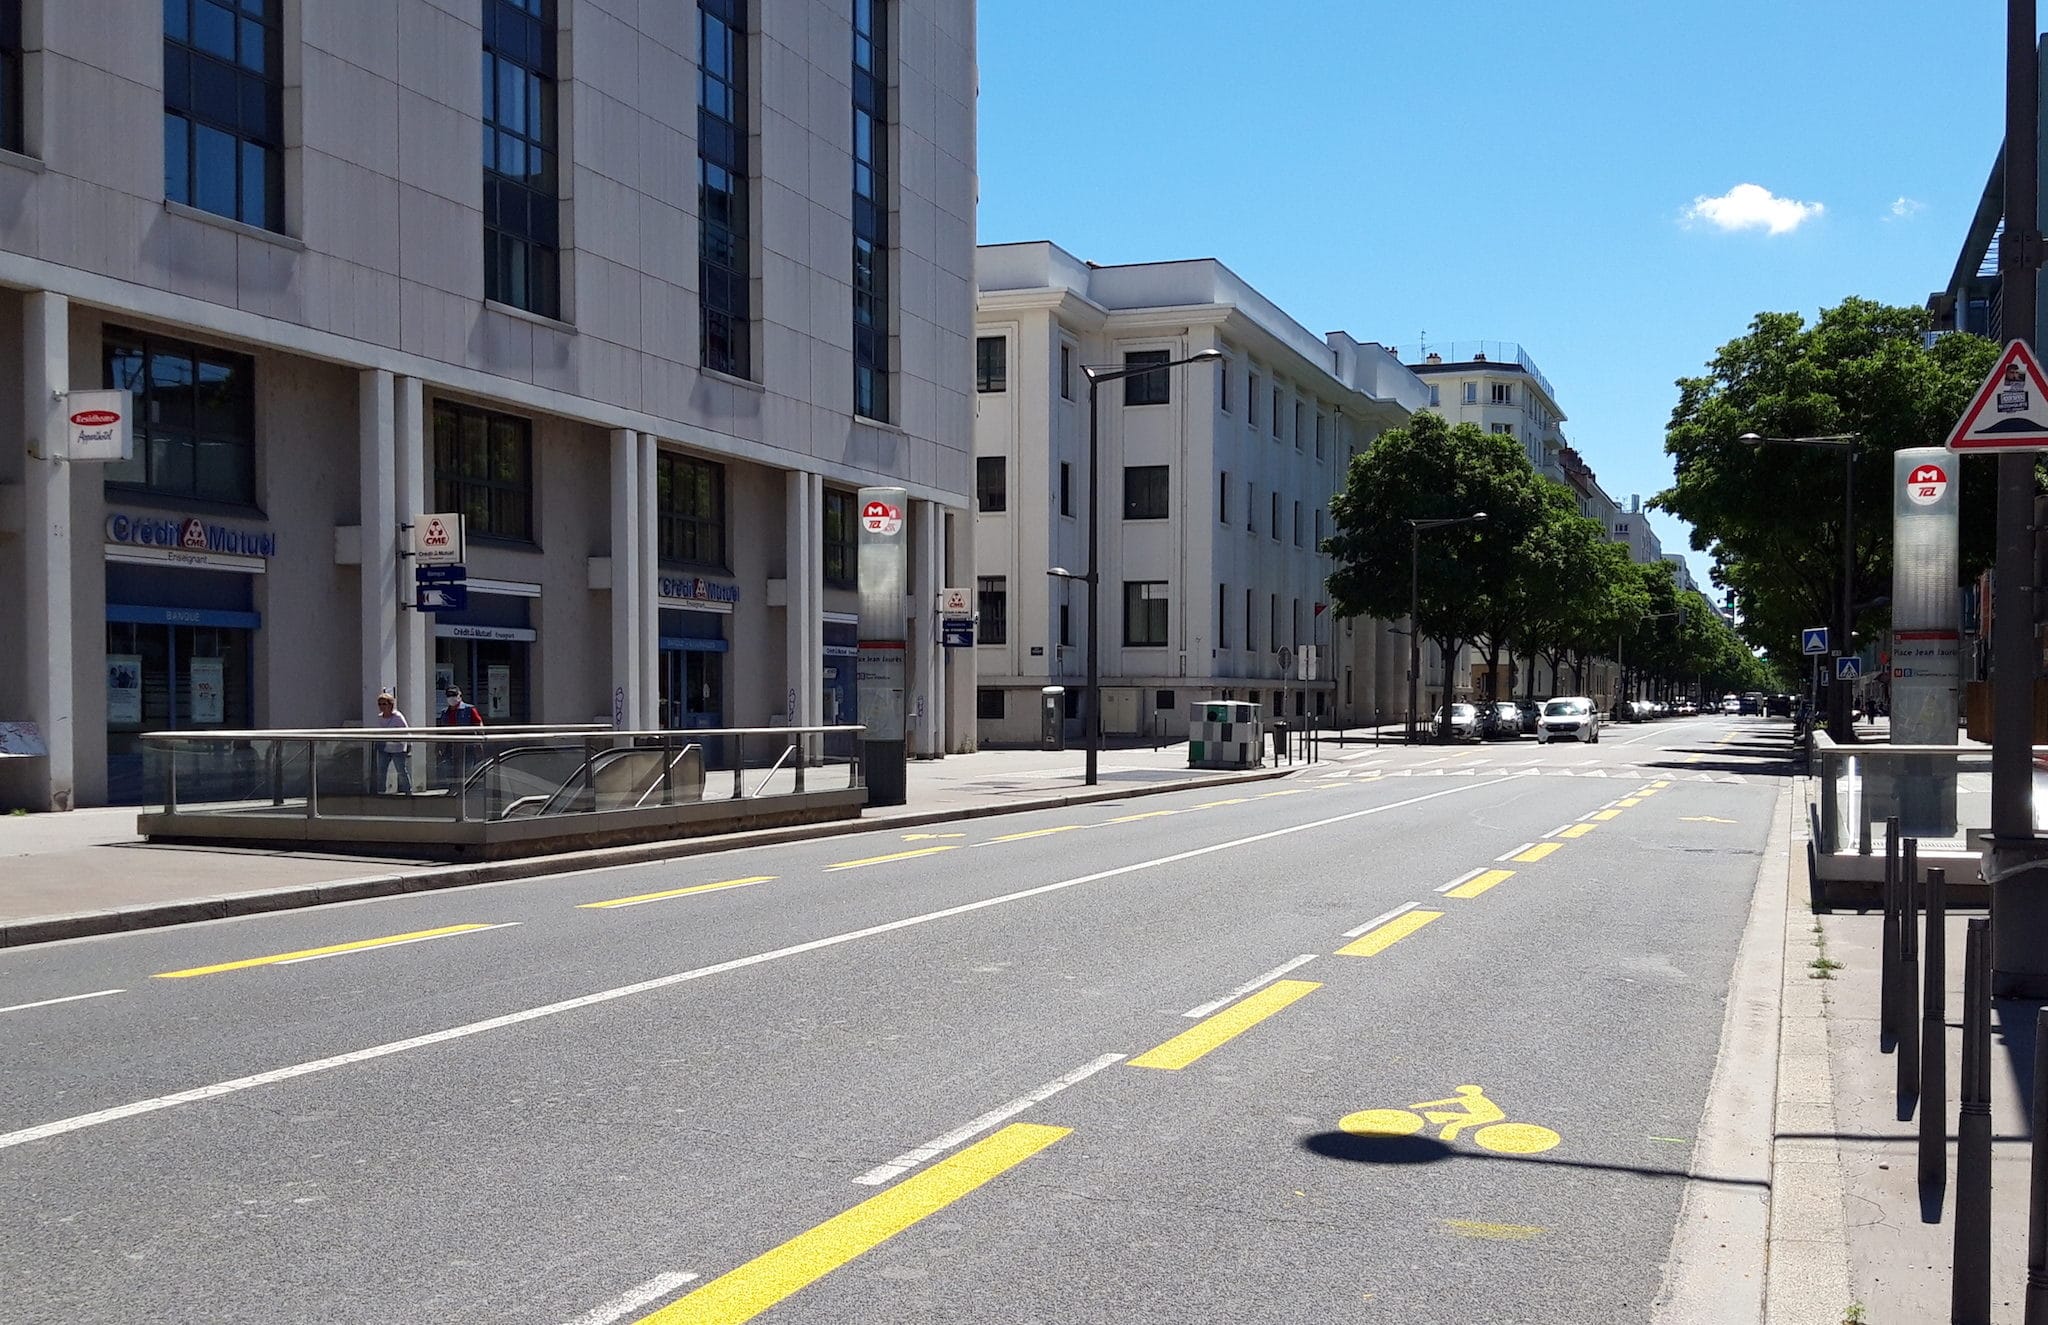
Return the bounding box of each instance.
[1060,347,1223,786]
[1405,512,1489,742]
[1738,432,1860,742]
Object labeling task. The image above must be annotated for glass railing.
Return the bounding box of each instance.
[1809,732,2008,856]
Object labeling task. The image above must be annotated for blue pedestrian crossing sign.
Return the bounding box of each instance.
[1836,656,1861,681]
[1802,627,1830,655]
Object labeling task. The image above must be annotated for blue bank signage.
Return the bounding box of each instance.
[106,512,278,560]
[658,575,740,606]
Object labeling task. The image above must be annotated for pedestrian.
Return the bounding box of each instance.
[436,685,484,784]
[371,690,412,794]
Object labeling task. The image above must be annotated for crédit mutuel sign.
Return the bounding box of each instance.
[105,513,279,570]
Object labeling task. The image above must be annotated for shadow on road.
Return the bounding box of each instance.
[1298,1131,1768,1188]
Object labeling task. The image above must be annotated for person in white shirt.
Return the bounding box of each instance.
[372,690,412,794]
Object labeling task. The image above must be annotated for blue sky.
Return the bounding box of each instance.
[974,0,2009,593]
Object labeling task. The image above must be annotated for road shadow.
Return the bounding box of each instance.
[1297,1132,1767,1189]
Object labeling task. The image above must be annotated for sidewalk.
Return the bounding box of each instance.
[0,741,1298,946]
[1772,778,2040,1322]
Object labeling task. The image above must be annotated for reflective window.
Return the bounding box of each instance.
[851,0,889,417]
[103,327,257,505]
[163,0,282,229]
[432,400,534,543]
[656,451,728,567]
[482,0,560,318]
[700,0,750,377]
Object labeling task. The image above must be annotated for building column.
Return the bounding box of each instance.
[908,498,943,757]
[22,292,70,810]
[783,470,822,744]
[943,506,974,752]
[394,376,429,724]
[609,428,643,729]
[358,370,397,720]
[638,433,658,729]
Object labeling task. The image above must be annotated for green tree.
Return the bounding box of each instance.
[1324,413,1543,737]
[1500,481,1624,701]
[1656,298,2000,733]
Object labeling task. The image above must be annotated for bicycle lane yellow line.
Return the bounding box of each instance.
[1128,979,1322,1070]
[636,1123,1069,1324]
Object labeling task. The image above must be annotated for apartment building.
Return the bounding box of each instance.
[0,0,978,809]
[1405,341,1570,481]
[971,241,1426,744]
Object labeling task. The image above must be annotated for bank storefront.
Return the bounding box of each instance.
[102,512,273,804]
[433,580,538,723]
[658,574,734,731]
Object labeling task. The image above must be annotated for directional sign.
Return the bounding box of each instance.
[1802,627,1830,656]
[1904,460,1950,507]
[415,563,466,584]
[416,583,468,612]
[1948,339,2048,451]
[941,617,974,648]
[1836,656,1862,681]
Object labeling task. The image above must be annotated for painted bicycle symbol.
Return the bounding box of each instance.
[1339,1084,1561,1155]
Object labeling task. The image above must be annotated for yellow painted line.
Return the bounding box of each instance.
[1444,868,1513,900]
[1684,752,1707,763]
[1512,842,1564,863]
[1192,797,1250,808]
[1650,780,1672,789]
[1589,808,1623,821]
[1108,810,1179,823]
[1635,789,1660,797]
[1128,979,1321,1070]
[579,876,776,909]
[1556,823,1597,839]
[640,1122,1069,1324]
[825,845,958,871]
[985,824,1085,844]
[154,924,501,978]
[1336,910,1444,957]
[1443,1219,1545,1242]
[1614,797,1642,807]
[1257,788,1313,797]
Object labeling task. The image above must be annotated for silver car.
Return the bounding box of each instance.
[1537,696,1600,744]
[1431,703,1482,741]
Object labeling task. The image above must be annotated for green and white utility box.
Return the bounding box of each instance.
[1188,700,1262,769]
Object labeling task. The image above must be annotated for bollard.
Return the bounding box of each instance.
[2029,1006,2048,1323]
[1881,818,1901,1048]
[1918,867,1947,1193]
[1898,837,1921,1103]
[1954,917,1991,1324]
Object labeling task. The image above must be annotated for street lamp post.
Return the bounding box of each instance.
[1739,432,1860,742]
[1405,512,1489,743]
[1062,348,1222,786]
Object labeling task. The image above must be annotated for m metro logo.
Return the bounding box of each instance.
[1905,462,1948,506]
[860,499,903,536]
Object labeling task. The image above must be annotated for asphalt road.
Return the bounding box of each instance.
[0,715,1791,1324]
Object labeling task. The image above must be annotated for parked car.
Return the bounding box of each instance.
[1537,696,1600,744]
[1517,700,1543,734]
[1431,704,1482,741]
[1481,701,1523,740]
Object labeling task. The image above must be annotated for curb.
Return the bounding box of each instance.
[0,764,1300,948]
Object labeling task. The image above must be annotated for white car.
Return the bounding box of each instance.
[1537,696,1600,744]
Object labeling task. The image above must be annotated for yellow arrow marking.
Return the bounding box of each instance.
[826,845,958,871]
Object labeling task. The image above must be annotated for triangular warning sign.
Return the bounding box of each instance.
[1949,339,2048,451]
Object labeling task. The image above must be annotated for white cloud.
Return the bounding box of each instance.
[1681,183,1825,235]
[1888,196,1926,221]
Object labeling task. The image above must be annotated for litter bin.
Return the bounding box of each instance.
[1270,720,1290,763]
[1040,686,1066,751]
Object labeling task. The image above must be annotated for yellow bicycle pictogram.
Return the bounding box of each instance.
[1339,1084,1561,1155]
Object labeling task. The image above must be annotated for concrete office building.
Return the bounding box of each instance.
[0,0,977,809]
[971,241,1426,744]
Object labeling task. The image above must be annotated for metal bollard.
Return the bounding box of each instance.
[1881,818,1901,1048]
[1898,837,1921,1103]
[2029,1006,2048,1323]
[1954,917,1991,1324]
[1918,867,1947,1193]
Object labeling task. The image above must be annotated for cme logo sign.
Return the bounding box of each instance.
[421,517,454,551]
[105,512,278,558]
[861,499,903,536]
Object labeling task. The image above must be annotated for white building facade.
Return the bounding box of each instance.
[971,242,1425,743]
[0,0,977,809]
[1405,342,1569,482]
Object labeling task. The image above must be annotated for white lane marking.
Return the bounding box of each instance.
[1543,823,1579,838]
[853,1053,1127,1186]
[1182,954,1319,1018]
[0,989,126,1016]
[1343,900,1421,939]
[1495,843,1534,862]
[0,779,1513,1152]
[1436,868,1486,895]
[271,923,522,966]
[560,1271,700,1325]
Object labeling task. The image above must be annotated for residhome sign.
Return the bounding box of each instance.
[1948,339,2048,451]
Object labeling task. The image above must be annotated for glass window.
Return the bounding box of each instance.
[1122,350,1170,406]
[1219,359,1232,413]
[1293,501,1302,546]
[1463,382,1478,405]
[1270,491,1279,540]
[103,328,256,505]
[1294,402,1305,450]
[0,0,21,154]
[163,0,281,229]
[1271,385,1282,437]
[1122,464,1168,520]
[1217,582,1227,645]
[976,455,1006,513]
[975,335,1006,392]
[1247,373,1261,427]
[822,487,856,589]
[851,0,889,416]
[1059,461,1072,517]
[1493,382,1514,404]
[655,450,727,567]
[1123,581,1168,647]
[1428,384,1440,407]
[1218,470,1228,524]
[977,575,1006,645]
[483,0,560,318]
[1245,587,1254,651]
[432,400,533,542]
[976,687,1004,720]
[1060,344,1073,400]
[701,0,750,376]
[1058,601,1071,646]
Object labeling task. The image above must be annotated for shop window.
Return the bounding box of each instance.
[104,328,257,506]
[1122,465,1168,520]
[656,450,727,567]
[823,488,856,589]
[433,400,534,543]
[163,0,282,230]
[1124,581,1168,647]
[977,688,1004,720]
